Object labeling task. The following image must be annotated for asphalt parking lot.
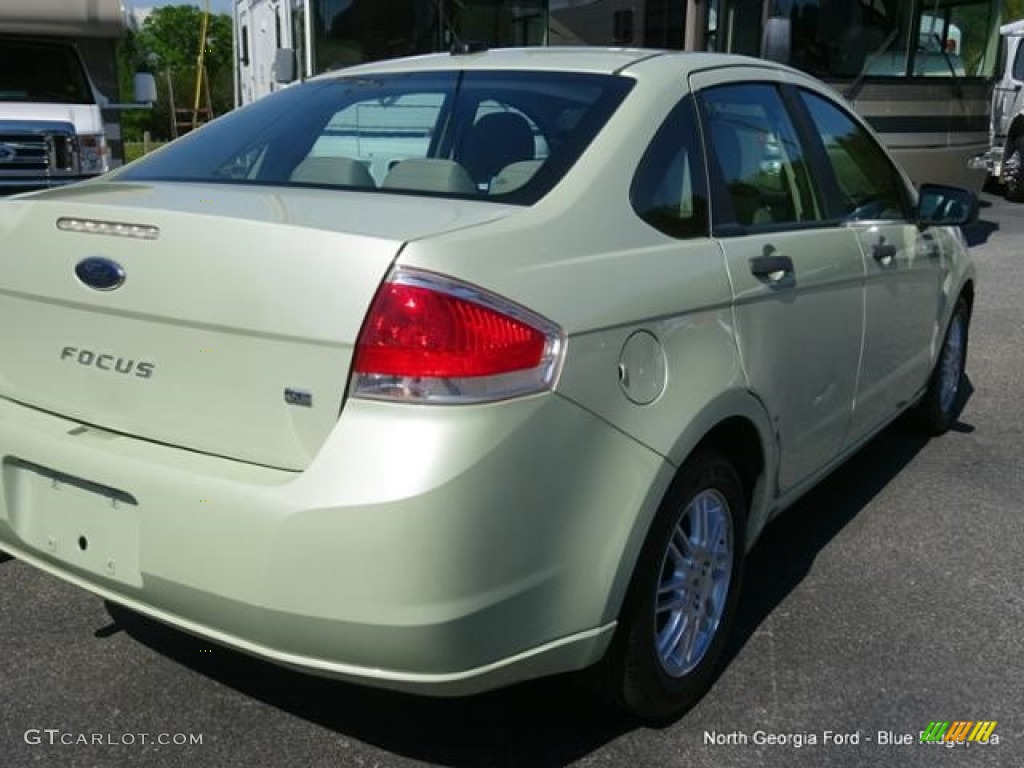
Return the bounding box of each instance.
[2,192,1022,768]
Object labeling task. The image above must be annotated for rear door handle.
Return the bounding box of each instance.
[872,242,897,264]
[750,254,794,281]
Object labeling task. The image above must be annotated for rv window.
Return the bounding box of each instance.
[1013,39,1024,81]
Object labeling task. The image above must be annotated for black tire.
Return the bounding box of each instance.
[599,452,747,722]
[912,297,970,435]
[1004,140,1024,203]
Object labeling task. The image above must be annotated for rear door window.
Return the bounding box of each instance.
[696,83,822,230]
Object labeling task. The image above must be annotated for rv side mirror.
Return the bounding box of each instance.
[761,17,791,64]
[274,48,297,84]
[613,10,634,44]
[134,73,158,104]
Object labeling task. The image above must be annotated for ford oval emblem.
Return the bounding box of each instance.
[75,257,126,291]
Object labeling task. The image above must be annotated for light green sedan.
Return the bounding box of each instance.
[0,48,976,720]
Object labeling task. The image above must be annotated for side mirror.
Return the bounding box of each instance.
[761,17,791,64]
[134,72,158,104]
[274,48,297,84]
[917,183,978,226]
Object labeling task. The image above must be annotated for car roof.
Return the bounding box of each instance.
[317,46,779,80]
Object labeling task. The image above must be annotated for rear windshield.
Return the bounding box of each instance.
[0,40,93,104]
[118,70,633,204]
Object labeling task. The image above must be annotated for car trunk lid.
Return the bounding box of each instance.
[0,181,512,469]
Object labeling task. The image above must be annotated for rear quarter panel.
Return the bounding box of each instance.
[396,66,778,552]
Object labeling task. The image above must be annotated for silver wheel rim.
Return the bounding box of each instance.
[938,313,966,416]
[1007,150,1022,193]
[654,488,734,677]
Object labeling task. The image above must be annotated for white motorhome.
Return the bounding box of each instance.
[233,0,549,106]
[0,0,155,193]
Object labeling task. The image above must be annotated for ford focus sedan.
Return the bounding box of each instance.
[0,48,975,720]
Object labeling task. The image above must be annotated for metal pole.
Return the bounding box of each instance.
[193,0,212,129]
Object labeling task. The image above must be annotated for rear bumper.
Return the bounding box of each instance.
[0,394,668,694]
[974,144,1004,177]
[970,148,999,174]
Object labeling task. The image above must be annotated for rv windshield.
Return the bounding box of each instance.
[0,39,94,104]
[777,0,998,79]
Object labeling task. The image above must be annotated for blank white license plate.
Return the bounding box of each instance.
[5,459,141,586]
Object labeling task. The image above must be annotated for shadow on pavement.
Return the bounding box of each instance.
[101,386,975,766]
[104,613,635,767]
[0,551,13,564]
[724,372,974,668]
[965,192,1000,247]
[964,217,998,247]
[981,177,1003,197]
[723,423,929,667]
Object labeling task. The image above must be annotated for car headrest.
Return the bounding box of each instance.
[290,156,375,187]
[382,158,476,195]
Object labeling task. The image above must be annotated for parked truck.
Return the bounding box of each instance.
[0,0,155,194]
[985,19,1024,200]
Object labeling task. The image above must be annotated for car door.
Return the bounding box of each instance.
[794,86,941,443]
[689,70,866,494]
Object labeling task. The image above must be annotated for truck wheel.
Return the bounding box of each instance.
[598,452,746,722]
[1004,140,1024,202]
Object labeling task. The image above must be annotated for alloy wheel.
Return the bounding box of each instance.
[654,488,734,677]
[938,311,966,416]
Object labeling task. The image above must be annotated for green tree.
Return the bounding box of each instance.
[138,5,233,75]
[126,5,234,140]
[117,28,149,142]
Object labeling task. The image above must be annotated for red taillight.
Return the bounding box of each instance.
[352,270,563,403]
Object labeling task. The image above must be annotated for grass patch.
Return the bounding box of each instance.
[124,141,167,163]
